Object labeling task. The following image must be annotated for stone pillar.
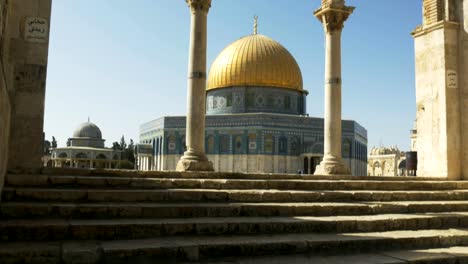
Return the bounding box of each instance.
[412,0,462,179]
[176,0,214,172]
[4,1,52,173]
[314,0,354,175]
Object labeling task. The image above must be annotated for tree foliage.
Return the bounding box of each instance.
[112,135,135,169]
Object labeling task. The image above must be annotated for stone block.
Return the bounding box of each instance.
[6,174,48,186]
[62,242,102,264]
[75,177,107,187]
[228,191,263,202]
[48,176,76,185]
[107,205,141,218]
[0,242,61,264]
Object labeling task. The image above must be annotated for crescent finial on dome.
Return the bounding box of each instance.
[254,15,258,35]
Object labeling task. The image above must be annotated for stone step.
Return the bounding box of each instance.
[6,174,468,191]
[38,168,448,181]
[2,213,468,241]
[1,229,468,263]
[5,187,468,203]
[204,246,468,264]
[3,201,468,219]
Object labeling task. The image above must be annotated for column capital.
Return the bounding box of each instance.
[186,0,212,14]
[314,4,354,33]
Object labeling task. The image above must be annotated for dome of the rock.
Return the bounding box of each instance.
[207,34,303,91]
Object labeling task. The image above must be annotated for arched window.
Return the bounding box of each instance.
[279,136,287,154]
[248,134,257,153]
[207,136,215,154]
[58,153,67,158]
[219,135,230,154]
[234,136,243,154]
[96,154,107,160]
[290,136,300,155]
[167,135,176,153]
[75,153,87,159]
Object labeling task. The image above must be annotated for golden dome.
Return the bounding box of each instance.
[207,34,303,91]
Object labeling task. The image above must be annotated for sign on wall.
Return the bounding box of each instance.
[24,17,48,43]
[447,70,458,89]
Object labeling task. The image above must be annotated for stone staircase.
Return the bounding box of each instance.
[1,169,468,263]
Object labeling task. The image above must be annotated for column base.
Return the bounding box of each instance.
[314,156,351,175]
[176,151,214,172]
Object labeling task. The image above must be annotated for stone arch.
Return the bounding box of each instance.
[398,159,406,169]
[75,153,88,159]
[381,161,386,176]
[58,152,67,158]
[373,161,382,176]
[96,154,107,160]
[398,159,407,176]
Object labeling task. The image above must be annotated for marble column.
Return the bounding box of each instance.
[314,0,354,175]
[177,0,214,172]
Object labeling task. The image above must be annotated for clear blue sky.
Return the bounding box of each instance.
[44,0,422,150]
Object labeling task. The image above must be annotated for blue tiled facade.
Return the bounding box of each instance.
[139,113,368,175]
[206,87,308,116]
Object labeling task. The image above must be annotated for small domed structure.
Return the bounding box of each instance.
[73,122,103,139]
[70,121,105,148]
[51,120,122,169]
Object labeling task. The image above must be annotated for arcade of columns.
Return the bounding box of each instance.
[1,0,467,182]
[177,0,354,175]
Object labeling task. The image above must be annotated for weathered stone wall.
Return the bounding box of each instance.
[0,0,52,195]
[414,26,461,179]
[460,0,468,179]
[5,0,52,173]
[413,0,463,179]
[0,0,12,196]
[0,73,10,194]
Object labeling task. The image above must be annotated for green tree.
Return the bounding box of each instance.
[126,139,135,165]
[43,140,51,154]
[112,142,120,150]
[51,136,57,148]
[119,136,127,151]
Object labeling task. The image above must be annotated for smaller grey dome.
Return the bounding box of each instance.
[73,122,102,139]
